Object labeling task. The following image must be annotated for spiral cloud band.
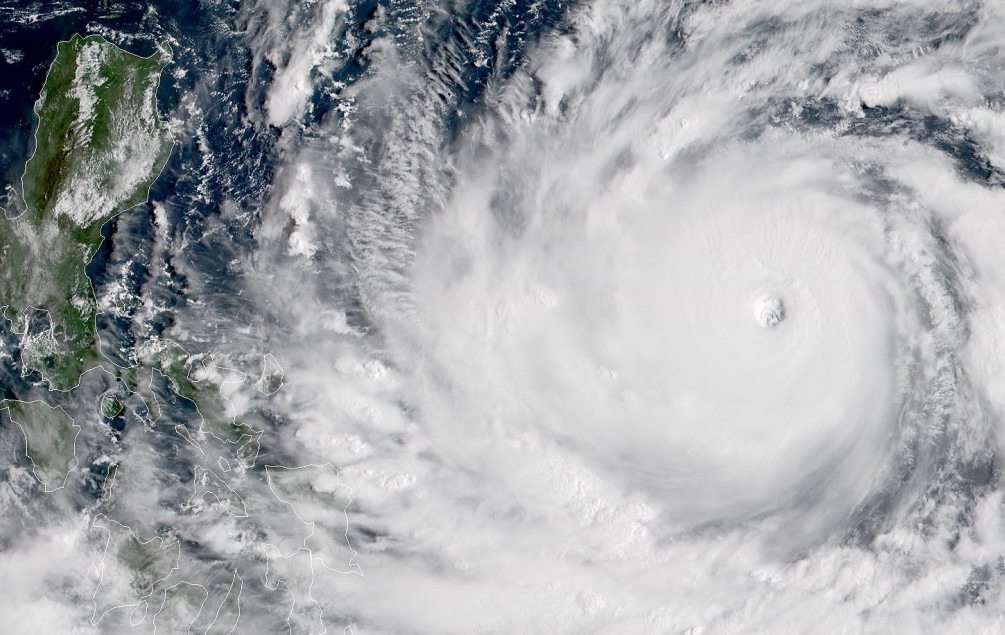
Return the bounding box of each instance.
[262,0,1005,631]
[415,139,904,528]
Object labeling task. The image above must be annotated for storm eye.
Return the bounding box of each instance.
[754,295,785,328]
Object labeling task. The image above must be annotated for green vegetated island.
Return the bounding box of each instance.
[0,35,260,489]
[5,33,172,387]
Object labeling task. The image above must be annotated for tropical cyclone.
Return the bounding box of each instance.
[1,34,173,389]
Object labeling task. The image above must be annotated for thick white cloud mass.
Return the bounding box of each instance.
[248,0,1005,632]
